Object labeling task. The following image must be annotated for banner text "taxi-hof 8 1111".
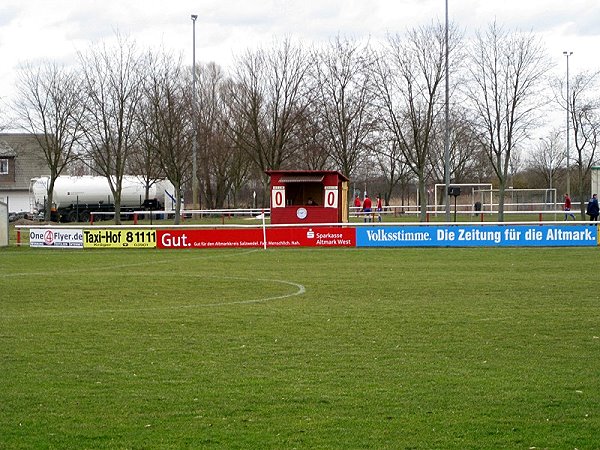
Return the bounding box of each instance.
[83,230,156,248]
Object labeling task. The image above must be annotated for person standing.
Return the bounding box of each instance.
[376,194,383,222]
[362,194,372,222]
[353,195,361,219]
[564,193,576,220]
[586,193,599,221]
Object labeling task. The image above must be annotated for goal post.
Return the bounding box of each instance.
[0,200,8,247]
[433,185,558,213]
[473,188,558,212]
[433,183,493,213]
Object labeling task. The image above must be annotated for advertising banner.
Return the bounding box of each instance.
[83,229,156,248]
[356,224,598,247]
[30,228,83,248]
[157,227,356,249]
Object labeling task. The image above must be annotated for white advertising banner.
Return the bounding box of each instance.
[29,228,84,248]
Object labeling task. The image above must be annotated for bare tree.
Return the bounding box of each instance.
[225,146,254,208]
[374,135,412,206]
[287,104,331,170]
[508,148,523,188]
[526,129,564,198]
[311,36,377,178]
[127,138,165,201]
[197,63,252,209]
[79,35,145,224]
[373,22,458,221]
[227,38,311,204]
[562,71,600,216]
[428,108,490,185]
[464,22,552,220]
[139,51,191,224]
[14,62,84,220]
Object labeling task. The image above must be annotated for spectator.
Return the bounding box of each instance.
[362,194,372,222]
[564,193,576,220]
[586,193,599,221]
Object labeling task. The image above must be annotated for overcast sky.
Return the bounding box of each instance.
[1,0,599,113]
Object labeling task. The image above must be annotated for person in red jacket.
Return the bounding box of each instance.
[353,195,362,218]
[362,194,372,222]
[564,193,576,220]
[376,194,383,222]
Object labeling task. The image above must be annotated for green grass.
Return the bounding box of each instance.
[1,246,599,449]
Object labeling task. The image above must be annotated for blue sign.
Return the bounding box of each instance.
[356,225,598,247]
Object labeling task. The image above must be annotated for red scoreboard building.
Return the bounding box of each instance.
[265,170,349,224]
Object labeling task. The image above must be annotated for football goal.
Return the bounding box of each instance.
[473,188,558,212]
[433,183,493,212]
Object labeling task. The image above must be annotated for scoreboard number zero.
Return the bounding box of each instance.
[324,187,338,208]
[272,186,286,208]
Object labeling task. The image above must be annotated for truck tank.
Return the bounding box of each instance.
[30,176,177,221]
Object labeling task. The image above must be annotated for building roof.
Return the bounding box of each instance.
[0,140,17,157]
[0,133,49,190]
[278,174,325,183]
[265,169,349,182]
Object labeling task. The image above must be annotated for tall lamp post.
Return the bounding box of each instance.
[563,51,573,196]
[191,14,199,212]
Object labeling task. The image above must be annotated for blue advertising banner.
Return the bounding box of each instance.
[356,224,598,247]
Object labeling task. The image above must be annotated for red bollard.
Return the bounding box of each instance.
[539,212,543,222]
[16,229,21,246]
[90,213,94,225]
[480,213,484,222]
[133,213,138,225]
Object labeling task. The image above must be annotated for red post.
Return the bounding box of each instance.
[133,213,138,225]
[426,212,430,222]
[16,229,21,246]
[90,213,94,225]
[480,213,484,222]
[539,212,543,222]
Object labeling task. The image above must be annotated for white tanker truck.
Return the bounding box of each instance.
[30,175,178,222]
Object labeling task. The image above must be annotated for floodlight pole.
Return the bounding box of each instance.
[444,0,451,221]
[191,14,199,213]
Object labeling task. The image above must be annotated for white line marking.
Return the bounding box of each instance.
[100,276,307,311]
[1,273,306,318]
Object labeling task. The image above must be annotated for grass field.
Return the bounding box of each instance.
[1,246,599,449]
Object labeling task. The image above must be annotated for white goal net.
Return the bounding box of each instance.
[433,183,493,212]
[473,188,557,211]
